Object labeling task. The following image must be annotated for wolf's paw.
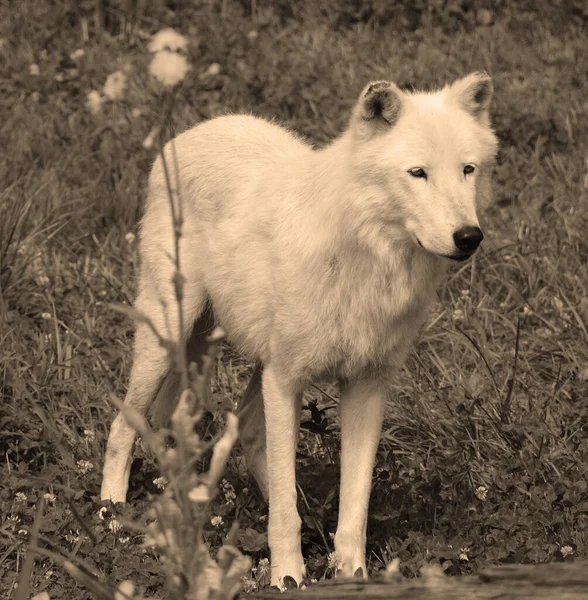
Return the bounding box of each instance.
[335,558,367,580]
[270,558,306,590]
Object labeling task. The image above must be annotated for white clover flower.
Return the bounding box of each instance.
[65,530,80,545]
[15,492,27,503]
[327,551,339,569]
[475,485,488,501]
[149,50,190,87]
[257,557,270,575]
[103,70,126,100]
[83,429,95,442]
[108,518,122,532]
[221,479,236,503]
[149,28,188,54]
[561,545,573,557]
[153,476,167,490]
[86,90,103,115]
[211,515,223,527]
[76,459,93,474]
[43,492,56,504]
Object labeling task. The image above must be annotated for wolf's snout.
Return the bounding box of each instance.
[453,226,483,254]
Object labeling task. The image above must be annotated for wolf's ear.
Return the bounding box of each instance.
[353,81,403,132]
[449,71,493,118]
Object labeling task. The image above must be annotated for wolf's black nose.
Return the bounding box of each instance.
[453,226,483,253]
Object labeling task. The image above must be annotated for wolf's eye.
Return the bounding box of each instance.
[463,164,476,176]
[409,167,427,179]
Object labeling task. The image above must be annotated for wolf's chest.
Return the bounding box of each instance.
[293,255,442,381]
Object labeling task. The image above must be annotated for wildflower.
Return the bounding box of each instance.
[86,90,103,115]
[241,577,257,593]
[41,312,51,320]
[148,28,188,54]
[36,274,50,287]
[7,515,20,527]
[475,485,488,501]
[211,515,223,527]
[118,535,130,544]
[29,63,40,76]
[453,308,464,321]
[43,492,56,504]
[83,429,96,442]
[153,476,167,490]
[561,545,574,557]
[327,551,339,570]
[125,232,136,244]
[221,479,236,503]
[103,70,126,101]
[459,547,470,561]
[65,530,80,545]
[15,492,27,503]
[76,459,93,474]
[108,518,122,532]
[256,558,270,577]
[149,50,190,87]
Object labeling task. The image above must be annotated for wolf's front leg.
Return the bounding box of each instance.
[334,378,386,578]
[262,364,305,587]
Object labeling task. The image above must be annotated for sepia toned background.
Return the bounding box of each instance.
[1,1,587,598]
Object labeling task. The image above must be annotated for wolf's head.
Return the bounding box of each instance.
[349,72,498,261]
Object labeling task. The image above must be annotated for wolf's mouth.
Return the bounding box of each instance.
[416,238,475,262]
[441,250,476,262]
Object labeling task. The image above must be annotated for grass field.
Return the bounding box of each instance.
[1,0,587,598]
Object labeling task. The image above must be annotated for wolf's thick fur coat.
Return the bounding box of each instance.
[101,72,498,587]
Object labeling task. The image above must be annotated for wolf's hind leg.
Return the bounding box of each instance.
[236,363,268,499]
[101,279,206,503]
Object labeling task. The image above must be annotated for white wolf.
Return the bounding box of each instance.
[101,72,498,587]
